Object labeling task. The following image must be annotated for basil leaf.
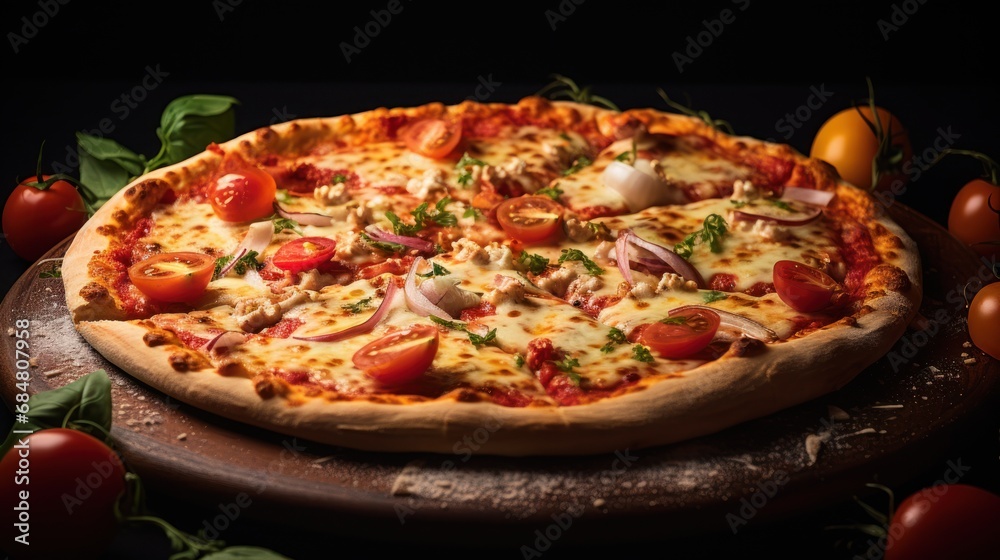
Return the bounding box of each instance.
[77,133,147,211]
[76,133,146,176]
[148,94,239,170]
[0,370,113,457]
[201,547,292,560]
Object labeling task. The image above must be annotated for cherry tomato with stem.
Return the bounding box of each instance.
[3,174,89,262]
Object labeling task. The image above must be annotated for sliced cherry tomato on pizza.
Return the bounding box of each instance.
[352,324,440,385]
[496,195,564,243]
[272,237,337,273]
[128,252,215,303]
[772,260,842,312]
[638,307,720,359]
[208,166,277,222]
[401,118,462,160]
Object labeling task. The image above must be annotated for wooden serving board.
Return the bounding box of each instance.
[1,204,997,547]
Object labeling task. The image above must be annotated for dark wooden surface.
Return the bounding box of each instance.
[2,203,997,557]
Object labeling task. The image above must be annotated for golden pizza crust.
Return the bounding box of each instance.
[64,96,922,456]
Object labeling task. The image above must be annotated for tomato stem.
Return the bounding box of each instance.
[937,148,1000,185]
[656,88,735,135]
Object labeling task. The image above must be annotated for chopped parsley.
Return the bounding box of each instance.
[515,354,525,368]
[555,356,582,385]
[272,217,303,235]
[342,297,374,314]
[729,199,748,209]
[429,316,498,348]
[562,156,592,176]
[535,185,564,201]
[39,264,62,279]
[558,248,604,275]
[212,250,263,280]
[600,327,627,354]
[614,139,638,164]
[703,290,728,303]
[674,213,728,259]
[587,222,612,240]
[768,198,793,211]
[463,207,482,220]
[332,174,348,184]
[660,316,688,325]
[386,198,457,236]
[275,189,294,204]
[632,344,655,363]
[518,251,550,275]
[455,153,487,186]
[418,262,451,278]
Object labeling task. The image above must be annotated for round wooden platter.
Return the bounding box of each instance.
[1,203,997,547]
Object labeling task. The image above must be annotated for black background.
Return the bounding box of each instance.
[2,0,999,558]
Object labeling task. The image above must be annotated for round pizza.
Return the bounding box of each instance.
[61,96,922,456]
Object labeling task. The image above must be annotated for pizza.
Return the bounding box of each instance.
[60,95,922,456]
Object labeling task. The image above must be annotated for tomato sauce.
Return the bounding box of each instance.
[833,219,881,298]
[260,318,304,339]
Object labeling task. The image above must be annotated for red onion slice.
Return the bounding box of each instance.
[781,186,836,207]
[293,282,398,342]
[404,257,454,319]
[615,231,634,285]
[624,229,706,288]
[273,201,333,227]
[669,305,777,342]
[205,331,248,352]
[365,225,436,253]
[216,248,248,278]
[731,206,822,227]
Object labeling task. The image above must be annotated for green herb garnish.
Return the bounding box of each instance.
[342,297,374,314]
[558,248,604,275]
[518,251,550,275]
[600,327,627,354]
[555,356,582,385]
[632,344,655,363]
[703,290,728,303]
[418,262,451,278]
[535,185,564,201]
[674,213,728,259]
[456,153,488,186]
[429,315,499,348]
[272,217,303,235]
[562,156,592,176]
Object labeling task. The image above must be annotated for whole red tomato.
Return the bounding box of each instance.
[883,484,1000,560]
[3,175,88,262]
[0,428,127,560]
[948,178,1000,258]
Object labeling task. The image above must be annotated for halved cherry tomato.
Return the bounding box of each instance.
[638,307,720,359]
[272,237,337,273]
[127,252,215,302]
[352,324,440,385]
[496,196,564,243]
[401,119,462,160]
[773,260,842,312]
[208,166,277,222]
